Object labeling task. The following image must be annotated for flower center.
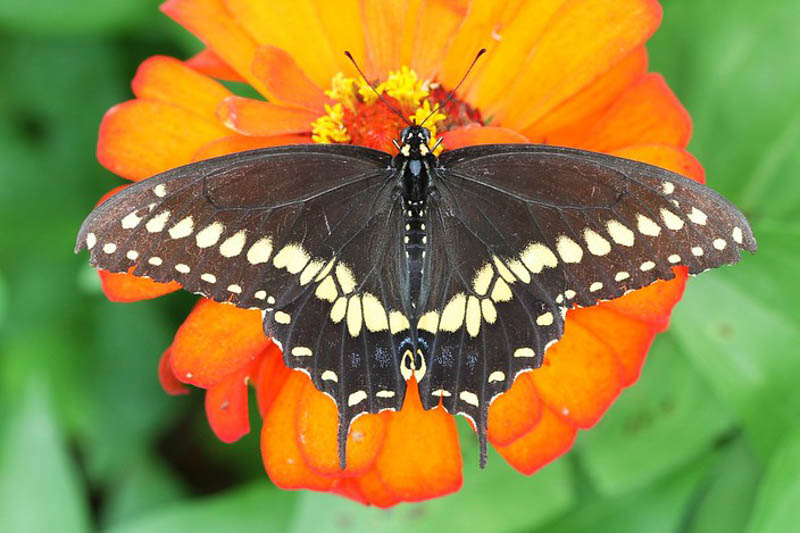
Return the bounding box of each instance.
[311,66,482,154]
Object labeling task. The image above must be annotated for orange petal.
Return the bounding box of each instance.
[255,342,292,417]
[97,100,229,181]
[399,0,423,67]
[610,144,706,184]
[495,405,576,475]
[374,380,462,502]
[261,371,336,491]
[603,268,688,331]
[570,306,655,387]
[185,48,245,82]
[410,0,469,80]
[330,478,369,505]
[171,299,269,388]
[158,347,189,395]
[524,47,648,143]
[161,0,271,98]
[464,0,567,110]
[98,267,181,302]
[217,96,317,136]
[205,359,258,443]
[313,0,366,78]
[296,381,386,477]
[441,124,529,150]
[132,55,232,122]
[192,134,311,161]
[438,1,526,91]
[487,373,542,446]
[532,319,624,428]
[224,0,339,88]
[495,0,663,130]
[251,46,330,113]
[579,74,692,152]
[356,466,401,508]
[360,0,407,77]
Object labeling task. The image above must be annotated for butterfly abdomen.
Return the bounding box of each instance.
[404,199,427,303]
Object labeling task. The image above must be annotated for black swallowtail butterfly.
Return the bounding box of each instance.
[76,53,756,468]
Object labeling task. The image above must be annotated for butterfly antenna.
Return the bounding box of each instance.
[420,48,486,127]
[344,51,412,126]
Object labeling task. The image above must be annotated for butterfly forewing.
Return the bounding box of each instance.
[76,145,414,426]
[438,144,756,301]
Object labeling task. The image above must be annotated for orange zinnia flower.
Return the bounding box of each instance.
[93,0,702,506]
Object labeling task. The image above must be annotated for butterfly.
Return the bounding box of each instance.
[75,52,756,468]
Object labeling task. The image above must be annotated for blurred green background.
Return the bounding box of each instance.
[1,0,798,531]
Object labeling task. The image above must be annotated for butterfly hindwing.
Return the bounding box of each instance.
[265,188,414,465]
[415,182,566,464]
[417,144,755,462]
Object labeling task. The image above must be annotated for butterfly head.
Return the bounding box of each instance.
[396,125,433,159]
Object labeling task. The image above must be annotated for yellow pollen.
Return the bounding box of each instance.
[360,65,429,107]
[313,66,446,152]
[325,73,360,108]
[311,103,351,144]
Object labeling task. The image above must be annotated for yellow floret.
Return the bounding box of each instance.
[311,103,351,144]
[325,73,359,108]
[355,66,429,108]
[315,67,447,152]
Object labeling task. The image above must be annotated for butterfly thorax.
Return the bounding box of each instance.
[393,125,435,199]
[393,125,436,305]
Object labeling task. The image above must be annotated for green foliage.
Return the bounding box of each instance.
[0,0,155,35]
[0,0,797,531]
[746,428,800,532]
[532,455,717,533]
[105,483,297,533]
[0,383,91,533]
[686,440,761,533]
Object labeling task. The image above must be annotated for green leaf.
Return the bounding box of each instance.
[577,334,734,494]
[670,265,800,460]
[0,0,157,35]
[0,327,92,446]
[80,300,178,481]
[0,39,127,258]
[289,440,573,533]
[0,381,91,533]
[531,454,716,533]
[106,484,297,533]
[685,439,762,533]
[0,268,7,329]
[100,454,188,529]
[746,427,800,533]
